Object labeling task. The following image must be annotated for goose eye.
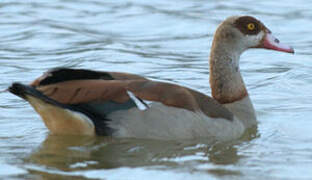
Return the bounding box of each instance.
[247,23,255,30]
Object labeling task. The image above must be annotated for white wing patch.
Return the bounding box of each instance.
[126,91,149,111]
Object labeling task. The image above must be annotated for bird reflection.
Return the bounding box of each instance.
[24,126,257,178]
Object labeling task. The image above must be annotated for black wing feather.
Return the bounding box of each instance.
[39,68,114,86]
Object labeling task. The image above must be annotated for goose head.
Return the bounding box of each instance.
[211,16,294,56]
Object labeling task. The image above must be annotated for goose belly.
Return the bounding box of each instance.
[107,102,245,141]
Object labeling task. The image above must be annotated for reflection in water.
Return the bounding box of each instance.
[26,135,103,170]
[23,126,257,179]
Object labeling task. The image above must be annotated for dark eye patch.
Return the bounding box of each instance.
[234,16,263,35]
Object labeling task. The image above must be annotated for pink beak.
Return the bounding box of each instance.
[262,33,294,53]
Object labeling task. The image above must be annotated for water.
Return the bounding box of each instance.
[1,0,312,179]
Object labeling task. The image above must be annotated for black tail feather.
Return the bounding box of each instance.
[9,82,27,98]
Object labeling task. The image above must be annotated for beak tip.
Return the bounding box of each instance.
[288,47,295,54]
[263,34,295,54]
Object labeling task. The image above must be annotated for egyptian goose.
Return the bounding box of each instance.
[9,16,294,141]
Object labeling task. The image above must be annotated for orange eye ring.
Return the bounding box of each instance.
[247,23,255,30]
